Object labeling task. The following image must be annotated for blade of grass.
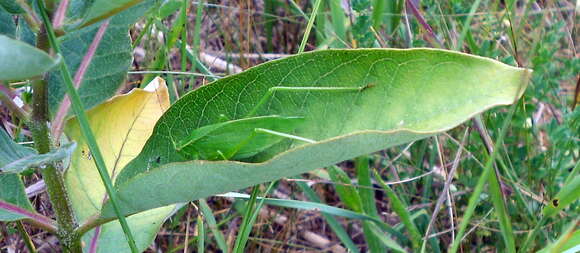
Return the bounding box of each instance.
[355,156,383,252]
[293,182,361,253]
[374,170,422,250]
[232,185,260,253]
[371,0,386,30]
[297,0,323,53]
[36,2,138,252]
[190,0,204,75]
[199,199,228,252]
[367,222,406,253]
[328,0,347,43]
[197,214,205,252]
[16,221,37,253]
[454,0,483,51]
[327,165,363,213]
[232,182,275,253]
[385,0,403,35]
[264,0,275,52]
[314,0,326,45]
[473,116,516,252]
[179,0,190,94]
[449,99,521,253]
[142,5,188,86]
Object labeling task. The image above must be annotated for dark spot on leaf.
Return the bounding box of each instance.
[552,199,559,207]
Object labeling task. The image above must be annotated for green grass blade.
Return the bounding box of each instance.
[374,170,422,250]
[328,0,346,43]
[190,0,204,75]
[454,0,483,51]
[449,100,520,253]
[232,186,260,253]
[355,156,383,252]
[233,182,275,253]
[367,222,406,253]
[297,0,323,53]
[199,199,229,253]
[371,0,386,30]
[35,1,138,252]
[294,182,361,253]
[327,165,363,213]
[196,214,205,252]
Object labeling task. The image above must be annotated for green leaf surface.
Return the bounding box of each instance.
[107,48,529,218]
[0,35,58,80]
[47,22,131,116]
[48,1,156,117]
[82,206,176,253]
[537,220,580,253]
[0,129,35,221]
[0,7,16,36]
[1,125,76,174]
[0,128,35,167]
[0,174,34,221]
[543,174,580,217]
[1,142,76,173]
[0,0,24,14]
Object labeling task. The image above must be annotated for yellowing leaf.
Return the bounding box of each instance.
[64,77,173,252]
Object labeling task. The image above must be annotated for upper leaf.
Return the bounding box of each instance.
[0,0,24,14]
[106,48,530,218]
[0,35,58,80]
[48,0,157,117]
[67,0,156,29]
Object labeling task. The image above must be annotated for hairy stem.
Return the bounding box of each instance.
[31,11,82,252]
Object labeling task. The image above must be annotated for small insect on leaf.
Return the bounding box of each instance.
[175,115,305,161]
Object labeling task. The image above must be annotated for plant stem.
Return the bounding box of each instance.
[297,0,323,53]
[16,221,37,253]
[29,22,82,251]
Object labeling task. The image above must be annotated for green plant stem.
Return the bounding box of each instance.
[35,1,138,252]
[449,100,519,253]
[519,216,548,252]
[297,0,323,53]
[29,24,82,251]
[16,221,37,253]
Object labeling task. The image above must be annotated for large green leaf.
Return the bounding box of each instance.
[106,48,530,218]
[48,0,156,117]
[47,22,131,116]
[1,142,76,173]
[0,35,58,80]
[0,0,24,14]
[0,174,34,221]
[0,129,35,221]
[0,122,76,174]
[0,7,16,36]
[81,206,176,253]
